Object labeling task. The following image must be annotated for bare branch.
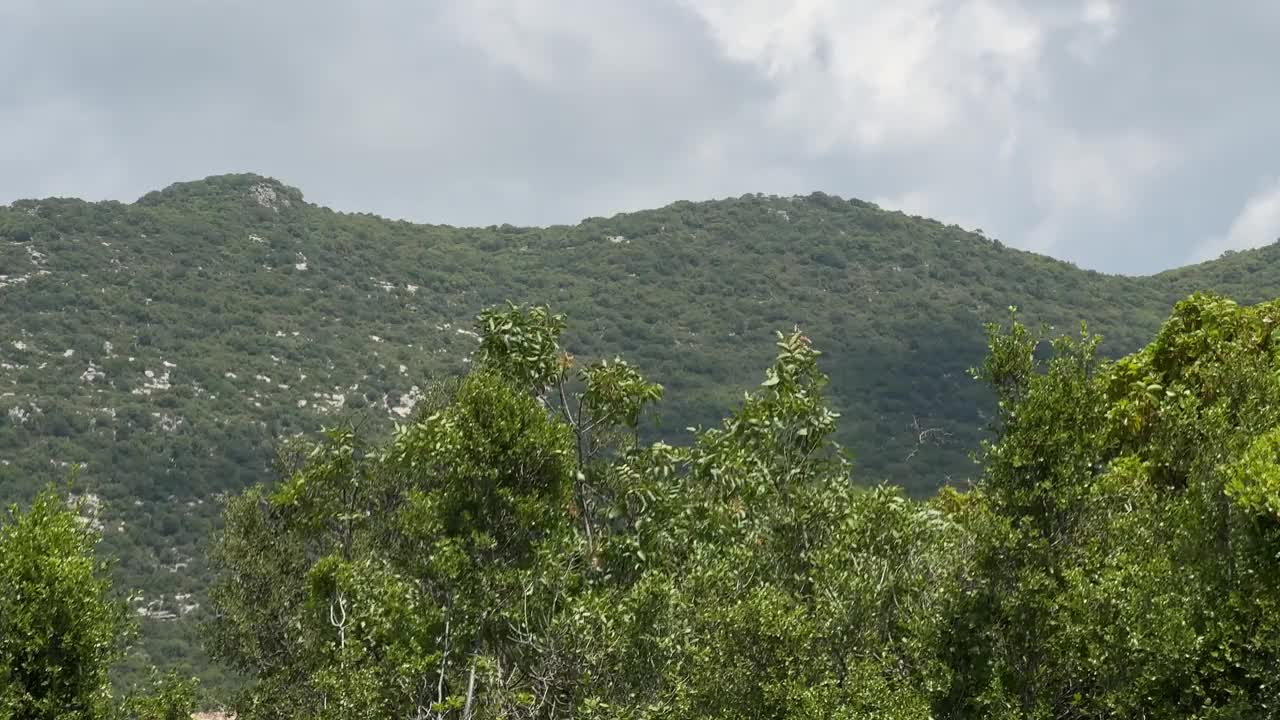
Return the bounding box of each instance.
[905,416,952,461]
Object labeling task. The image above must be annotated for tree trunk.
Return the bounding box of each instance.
[462,661,477,720]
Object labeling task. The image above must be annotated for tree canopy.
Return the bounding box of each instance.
[0,485,197,719]
[193,293,1280,718]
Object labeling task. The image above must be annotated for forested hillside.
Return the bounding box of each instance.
[1,173,1275,693]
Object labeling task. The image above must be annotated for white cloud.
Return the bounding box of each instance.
[1083,0,1114,26]
[1016,131,1174,260]
[443,1,690,89]
[873,190,938,218]
[1066,0,1119,63]
[872,189,988,235]
[686,0,1047,152]
[1194,179,1280,262]
[1039,132,1176,216]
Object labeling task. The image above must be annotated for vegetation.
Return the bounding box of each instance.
[7,292,1280,714]
[5,173,1280,699]
[193,296,1280,718]
[0,486,197,718]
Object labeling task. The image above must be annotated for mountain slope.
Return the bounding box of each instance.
[0,173,1270,689]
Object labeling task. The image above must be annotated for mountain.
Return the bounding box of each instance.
[0,173,1273,690]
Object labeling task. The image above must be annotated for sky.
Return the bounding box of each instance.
[2,0,1278,274]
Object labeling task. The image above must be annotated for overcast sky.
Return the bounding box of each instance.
[2,1,1278,274]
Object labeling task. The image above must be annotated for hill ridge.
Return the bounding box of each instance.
[17,171,1271,282]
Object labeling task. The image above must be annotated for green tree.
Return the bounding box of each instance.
[943,294,1280,719]
[203,295,1280,719]
[205,320,578,716]
[119,670,201,720]
[212,307,955,719]
[0,487,198,720]
[0,487,131,719]
[571,330,968,719]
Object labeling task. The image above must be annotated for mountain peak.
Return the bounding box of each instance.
[135,173,305,212]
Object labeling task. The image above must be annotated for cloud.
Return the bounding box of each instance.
[1194,180,1280,263]
[1040,132,1176,215]
[871,189,990,237]
[684,0,1046,153]
[1068,0,1118,62]
[444,1,695,90]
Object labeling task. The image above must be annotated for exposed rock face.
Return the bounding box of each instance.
[80,362,106,383]
[250,182,291,211]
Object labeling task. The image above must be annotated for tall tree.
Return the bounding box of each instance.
[206,304,665,718]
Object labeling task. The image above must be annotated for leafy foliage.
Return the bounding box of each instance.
[0,487,130,718]
[943,293,1280,718]
[0,487,198,719]
[206,307,970,718]
[205,368,578,717]
[119,670,201,720]
[202,295,1280,718]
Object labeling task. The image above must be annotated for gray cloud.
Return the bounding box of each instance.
[2,0,1278,273]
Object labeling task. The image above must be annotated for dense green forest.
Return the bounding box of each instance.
[7,295,1280,718]
[3,174,1280,700]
